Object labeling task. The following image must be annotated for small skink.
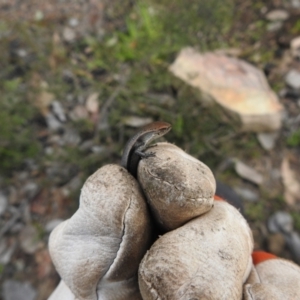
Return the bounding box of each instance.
[121,121,172,177]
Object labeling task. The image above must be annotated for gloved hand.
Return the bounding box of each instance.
[48,142,300,300]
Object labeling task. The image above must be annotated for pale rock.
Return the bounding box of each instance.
[257,132,278,150]
[16,49,28,58]
[34,10,44,21]
[45,113,62,131]
[63,27,76,42]
[285,69,300,89]
[266,10,289,21]
[170,48,283,132]
[281,155,300,206]
[52,101,67,122]
[69,18,79,27]
[86,92,99,114]
[91,145,105,154]
[234,160,264,185]
[268,211,293,234]
[45,146,54,155]
[79,139,94,151]
[290,36,300,58]
[123,116,153,127]
[290,0,300,8]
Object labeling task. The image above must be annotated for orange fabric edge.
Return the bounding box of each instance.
[252,251,277,265]
[214,195,225,201]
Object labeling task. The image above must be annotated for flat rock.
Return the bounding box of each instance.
[266,9,289,21]
[170,48,283,132]
[234,160,264,185]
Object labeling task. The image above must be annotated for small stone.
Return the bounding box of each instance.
[45,113,62,131]
[267,232,286,255]
[63,27,76,43]
[2,280,37,300]
[79,140,94,151]
[281,155,300,206]
[91,145,105,154]
[123,116,154,127]
[267,21,283,32]
[44,147,54,155]
[34,10,44,21]
[0,192,8,216]
[61,128,81,146]
[234,187,259,202]
[52,101,66,122]
[291,36,300,59]
[69,18,79,27]
[257,132,278,150]
[290,0,300,8]
[234,160,264,185]
[45,219,64,233]
[266,9,289,21]
[22,182,39,199]
[19,225,42,254]
[16,49,27,57]
[285,69,300,90]
[86,92,99,114]
[268,211,293,234]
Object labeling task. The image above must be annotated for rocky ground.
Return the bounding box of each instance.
[0,0,300,299]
